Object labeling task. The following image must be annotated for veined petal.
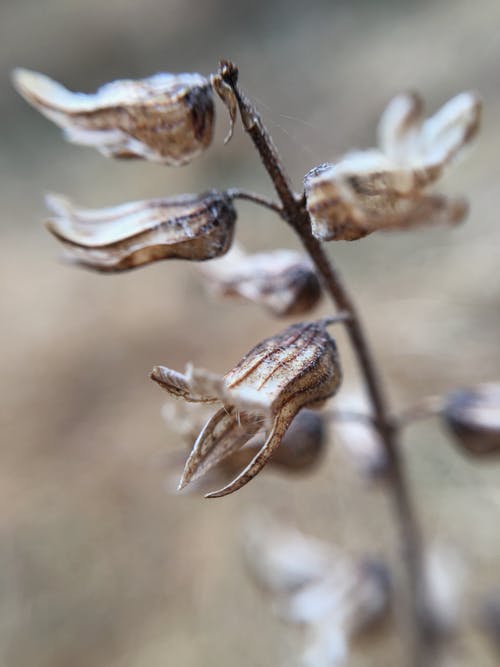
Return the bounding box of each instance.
[12,68,215,165]
[46,190,236,271]
[151,364,223,403]
[205,401,299,497]
[179,406,263,489]
[199,246,321,317]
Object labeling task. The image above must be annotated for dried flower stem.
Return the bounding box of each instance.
[226,188,284,217]
[218,60,428,667]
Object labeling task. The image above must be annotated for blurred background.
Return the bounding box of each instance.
[1,0,500,665]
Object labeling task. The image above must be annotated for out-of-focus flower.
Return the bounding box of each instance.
[441,384,500,456]
[12,68,215,165]
[45,190,236,271]
[198,245,322,317]
[151,319,342,497]
[243,513,391,667]
[305,91,480,241]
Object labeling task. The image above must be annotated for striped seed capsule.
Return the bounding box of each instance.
[12,69,215,165]
[151,319,342,497]
[45,190,236,271]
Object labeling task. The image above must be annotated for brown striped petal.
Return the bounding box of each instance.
[305,91,480,242]
[45,190,236,271]
[12,68,214,165]
[199,246,322,317]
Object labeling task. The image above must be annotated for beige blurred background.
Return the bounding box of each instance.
[1,0,500,665]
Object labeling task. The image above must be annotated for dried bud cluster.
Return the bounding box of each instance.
[198,246,322,316]
[442,384,500,456]
[152,320,341,496]
[305,91,480,241]
[12,69,215,165]
[45,190,236,271]
[244,514,391,666]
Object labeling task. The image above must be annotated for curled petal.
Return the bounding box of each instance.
[12,68,215,165]
[179,406,263,489]
[46,190,236,271]
[199,246,322,316]
[151,364,223,403]
[205,402,299,497]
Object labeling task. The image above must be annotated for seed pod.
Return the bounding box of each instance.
[304,90,480,241]
[199,246,322,317]
[151,319,342,496]
[442,384,500,456]
[12,68,215,165]
[46,190,236,272]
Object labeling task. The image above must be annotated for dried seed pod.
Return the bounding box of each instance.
[151,319,342,496]
[45,190,236,272]
[199,246,322,316]
[12,68,215,165]
[305,91,480,241]
[442,384,500,456]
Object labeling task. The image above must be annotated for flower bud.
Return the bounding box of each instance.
[46,190,236,271]
[199,246,322,317]
[442,384,500,456]
[12,68,215,165]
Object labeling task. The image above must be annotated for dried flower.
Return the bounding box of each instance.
[45,190,236,271]
[198,245,322,317]
[442,384,500,456]
[12,68,215,165]
[244,514,391,666]
[151,319,342,497]
[305,91,480,241]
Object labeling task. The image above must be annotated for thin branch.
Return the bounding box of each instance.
[395,395,445,430]
[218,59,430,667]
[226,188,284,217]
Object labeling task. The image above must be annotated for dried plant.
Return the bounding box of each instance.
[13,58,496,667]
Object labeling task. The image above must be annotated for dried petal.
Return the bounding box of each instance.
[264,409,326,471]
[12,68,215,165]
[199,246,322,317]
[152,319,342,496]
[442,384,500,456]
[210,72,237,144]
[46,190,236,271]
[305,91,480,241]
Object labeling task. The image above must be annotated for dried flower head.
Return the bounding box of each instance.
[442,384,500,456]
[305,91,480,241]
[45,190,236,271]
[244,514,391,666]
[151,319,342,497]
[198,245,322,317]
[12,68,215,165]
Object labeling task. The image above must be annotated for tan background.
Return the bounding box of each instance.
[1,0,500,665]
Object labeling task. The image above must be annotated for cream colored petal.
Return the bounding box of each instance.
[205,402,298,498]
[150,365,222,404]
[377,92,423,161]
[178,406,263,489]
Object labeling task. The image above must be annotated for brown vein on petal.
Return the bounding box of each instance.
[257,324,318,390]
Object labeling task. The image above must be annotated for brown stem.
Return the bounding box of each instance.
[218,59,429,667]
[226,188,284,217]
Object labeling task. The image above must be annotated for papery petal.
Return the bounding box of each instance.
[199,246,322,317]
[13,68,215,165]
[151,364,223,403]
[178,406,263,489]
[46,190,236,271]
[205,401,299,497]
[224,320,342,415]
